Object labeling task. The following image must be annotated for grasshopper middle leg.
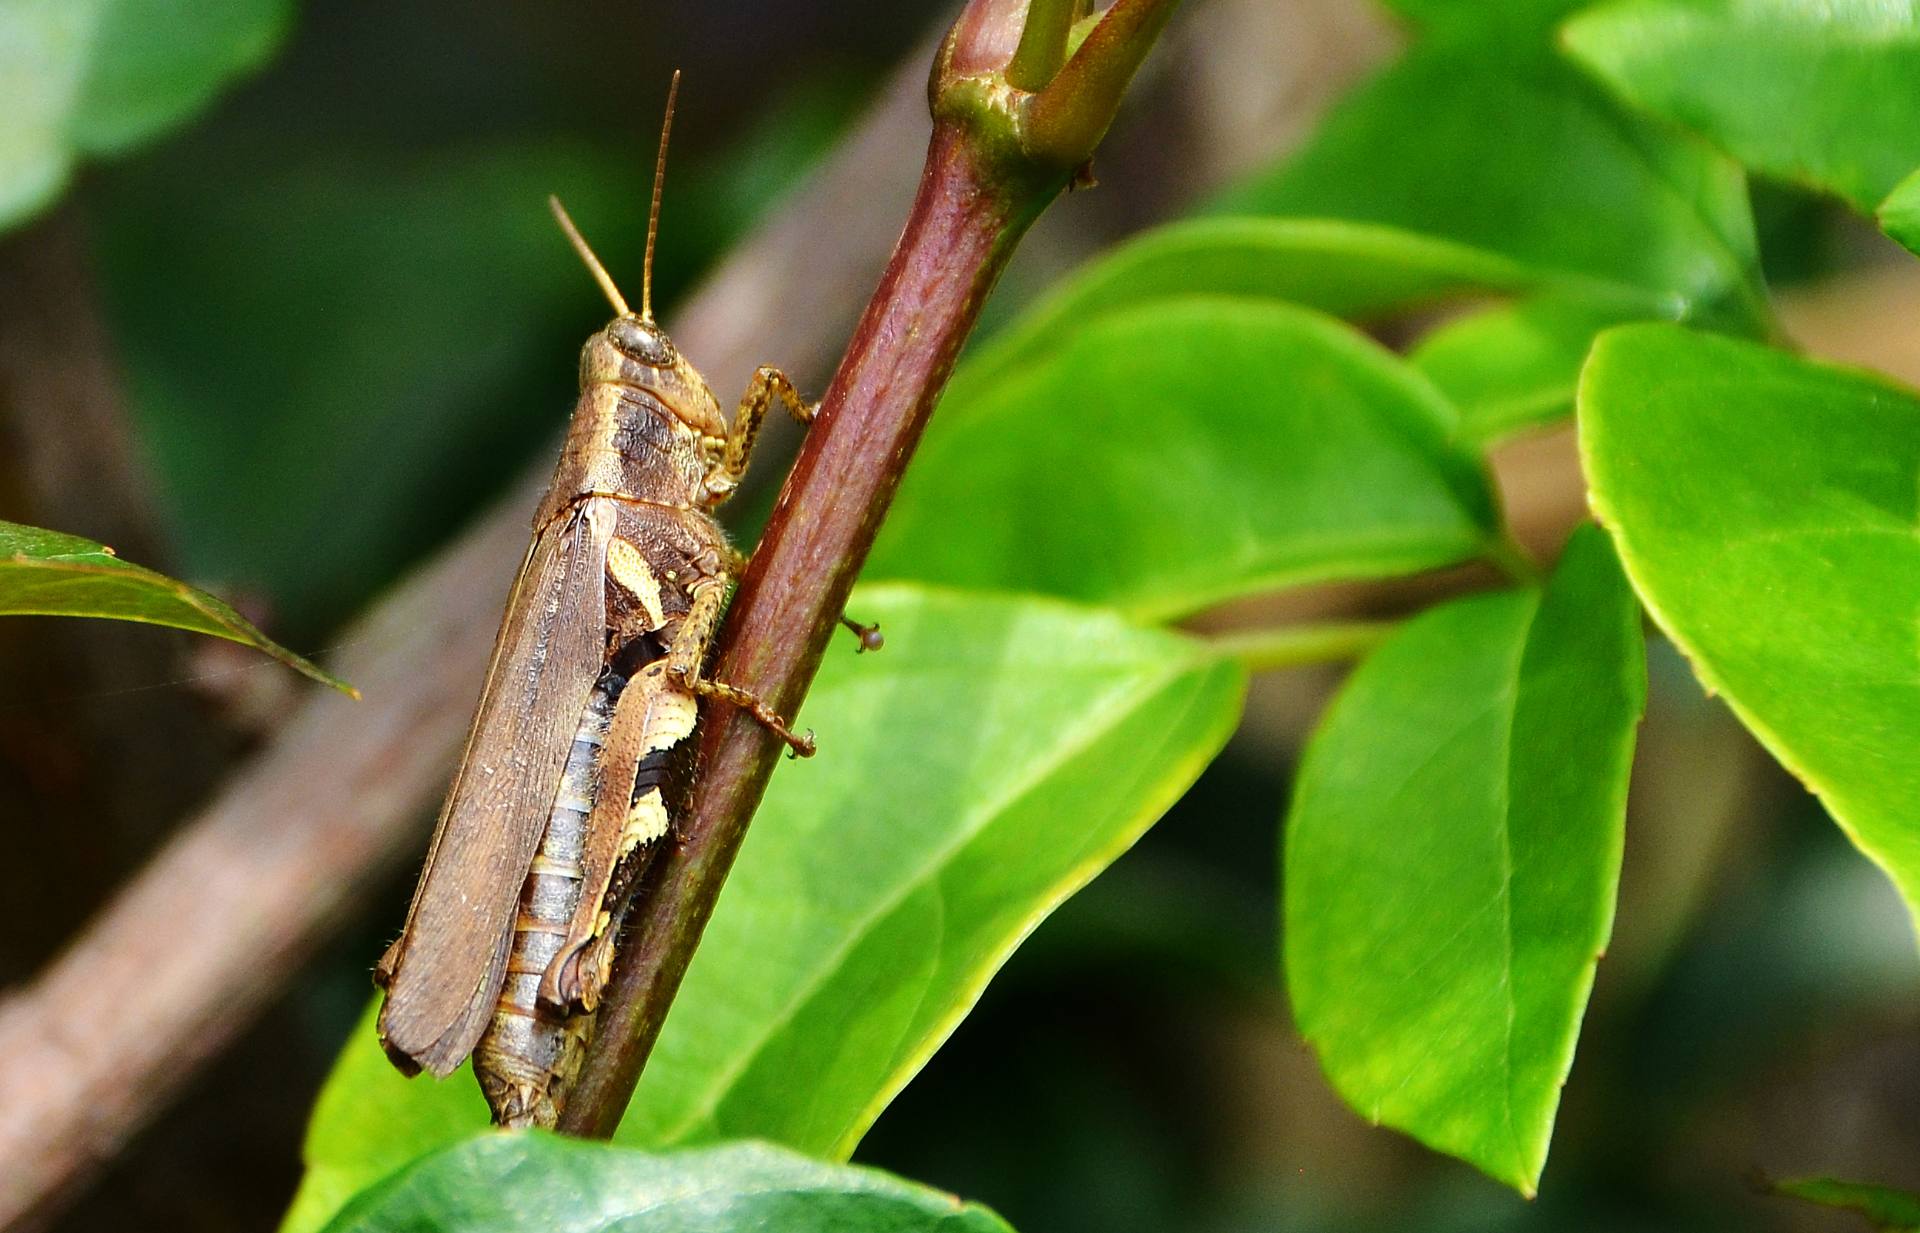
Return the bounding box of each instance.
[668,580,815,757]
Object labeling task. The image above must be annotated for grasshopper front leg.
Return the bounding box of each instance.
[705,366,814,502]
[668,579,816,757]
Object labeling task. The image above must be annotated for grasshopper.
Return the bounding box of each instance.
[373,73,875,1128]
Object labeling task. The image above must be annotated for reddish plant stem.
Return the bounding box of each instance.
[560,123,1052,1134]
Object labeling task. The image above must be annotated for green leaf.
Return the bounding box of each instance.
[1563,0,1920,211]
[1284,527,1645,1192]
[959,217,1551,394]
[283,585,1244,1232]
[321,1135,1012,1233]
[872,298,1502,622]
[0,0,291,231]
[623,587,1243,1148]
[279,1003,489,1233]
[1880,165,1920,256]
[1771,1176,1920,1232]
[1580,323,1920,930]
[1412,296,1652,444]
[1215,9,1765,331]
[0,519,351,693]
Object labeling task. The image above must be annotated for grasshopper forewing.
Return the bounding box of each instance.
[373,505,612,1077]
[373,73,862,1127]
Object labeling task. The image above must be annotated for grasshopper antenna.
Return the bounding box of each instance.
[641,69,681,324]
[549,195,630,317]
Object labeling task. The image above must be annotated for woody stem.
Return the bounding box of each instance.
[560,0,1186,1138]
[559,122,1046,1136]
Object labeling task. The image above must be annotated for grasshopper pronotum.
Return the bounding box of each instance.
[373,73,874,1128]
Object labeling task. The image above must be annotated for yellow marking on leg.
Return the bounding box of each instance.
[537,661,700,1013]
[625,790,671,846]
[636,663,699,751]
[607,538,667,630]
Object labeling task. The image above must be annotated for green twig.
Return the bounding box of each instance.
[1006,0,1078,89]
[1487,533,1543,587]
[1209,620,1396,673]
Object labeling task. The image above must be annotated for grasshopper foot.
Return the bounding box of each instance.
[670,665,816,757]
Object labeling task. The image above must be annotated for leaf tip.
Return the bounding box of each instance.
[299,661,360,698]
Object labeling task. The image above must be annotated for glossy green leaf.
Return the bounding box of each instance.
[957,217,1550,394]
[1563,0,1920,211]
[1412,296,1651,443]
[1581,323,1920,926]
[321,1135,1012,1233]
[1284,527,1645,1192]
[873,298,1502,621]
[1880,165,1920,256]
[624,587,1243,1148]
[1772,1176,1920,1231]
[0,0,290,231]
[284,585,1244,1232]
[1215,9,1765,331]
[0,519,351,693]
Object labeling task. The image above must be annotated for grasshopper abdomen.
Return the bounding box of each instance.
[473,671,621,1127]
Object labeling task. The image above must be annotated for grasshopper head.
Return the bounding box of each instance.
[582,314,726,437]
[554,76,724,436]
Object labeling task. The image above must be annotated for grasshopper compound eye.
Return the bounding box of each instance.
[609,317,677,367]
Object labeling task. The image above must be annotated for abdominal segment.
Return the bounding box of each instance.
[472,668,627,1129]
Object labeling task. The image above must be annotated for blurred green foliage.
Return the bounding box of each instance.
[1564,0,1920,212]
[1773,1176,1920,1232]
[0,0,291,229]
[1214,0,1769,332]
[1410,295,1646,443]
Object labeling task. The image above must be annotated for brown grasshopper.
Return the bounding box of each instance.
[373,73,875,1128]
